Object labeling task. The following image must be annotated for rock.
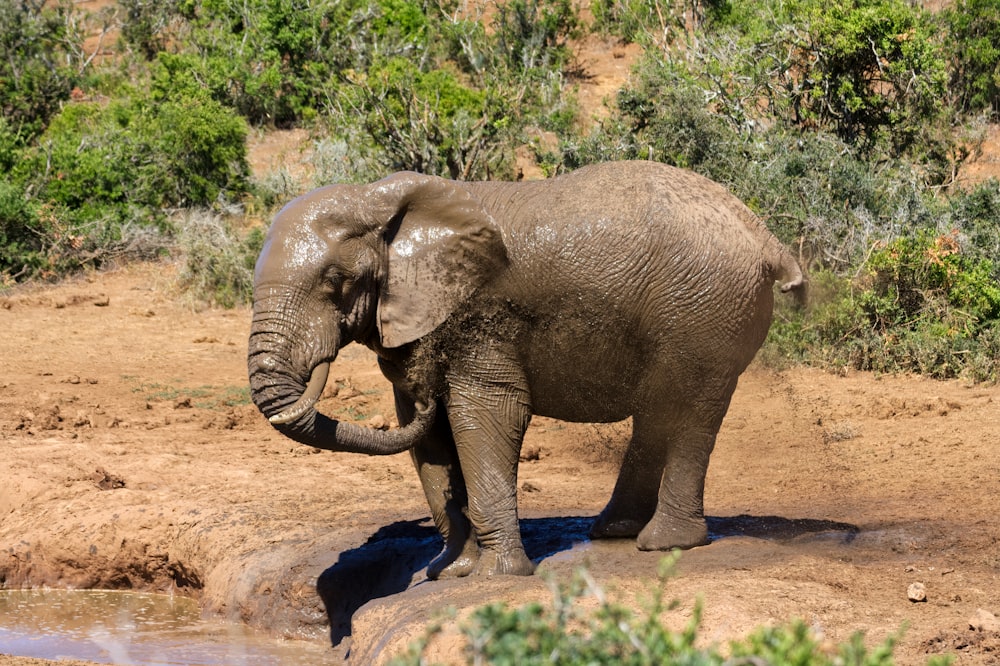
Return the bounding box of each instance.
[970,609,1000,633]
[520,445,543,462]
[91,467,126,490]
[367,414,388,430]
[907,582,927,602]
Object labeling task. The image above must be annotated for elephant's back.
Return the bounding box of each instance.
[468,162,771,321]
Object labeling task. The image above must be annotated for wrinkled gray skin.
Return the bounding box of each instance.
[248,160,806,578]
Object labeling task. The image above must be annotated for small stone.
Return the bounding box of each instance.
[91,467,125,490]
[907,582,927,602]
[969,609,1000,633]
[367,414,388,430]
[519,445,542,462]
[174,397,192,409]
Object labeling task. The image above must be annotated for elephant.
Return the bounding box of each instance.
[248,160,805,578]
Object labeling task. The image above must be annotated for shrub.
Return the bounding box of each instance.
[176,211,264,307]
[117,0,184,59]
[492,0,580,72]
[0,179,50,279]
[564,53,740,177]
[590,0,724,45]
[945,179,1000,263]
[0,89,247,283]
[16,94,248,217]
[861,232,1000,335]
[0,0,82,144]
[137,0,442,127]
[583,0,954,173]
[340,57,515,180]
[765,233,1000,382]
[0,177,171,282]
[941,0,1000,116]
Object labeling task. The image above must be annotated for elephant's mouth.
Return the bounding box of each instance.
[268,361,331,425]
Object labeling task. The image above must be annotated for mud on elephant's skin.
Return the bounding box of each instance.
[247,160,806,578]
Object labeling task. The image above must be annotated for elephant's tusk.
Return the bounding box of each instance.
[269,362,330,425]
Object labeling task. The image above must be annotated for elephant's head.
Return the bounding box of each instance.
[248,172,506,453]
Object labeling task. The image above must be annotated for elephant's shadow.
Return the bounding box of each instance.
[315,513,859,646]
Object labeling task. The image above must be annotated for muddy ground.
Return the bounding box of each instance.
[1,263,998,664]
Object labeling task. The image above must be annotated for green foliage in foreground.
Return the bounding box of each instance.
[390,555,953,665]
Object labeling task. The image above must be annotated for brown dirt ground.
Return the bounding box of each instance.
[2,261,999,665]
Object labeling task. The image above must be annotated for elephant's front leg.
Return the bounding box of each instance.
[446,345,534,576]
[394,389,479,579]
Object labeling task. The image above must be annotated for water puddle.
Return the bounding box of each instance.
[0,589,338,665]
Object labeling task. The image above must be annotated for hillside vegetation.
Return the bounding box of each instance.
[2,0,999,380]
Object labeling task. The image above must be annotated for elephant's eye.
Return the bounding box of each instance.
[323,271,343,295]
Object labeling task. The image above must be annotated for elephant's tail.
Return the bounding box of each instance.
[742,209,808,307]
[768,240,807,307]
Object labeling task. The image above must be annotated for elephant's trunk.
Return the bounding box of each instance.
[270,389,437,456]
[268,363,331,425]
[249,337,436,455]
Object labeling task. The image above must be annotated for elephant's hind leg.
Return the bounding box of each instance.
[397,390,479,579]
[590,427,664,539]
[635,387,737,551]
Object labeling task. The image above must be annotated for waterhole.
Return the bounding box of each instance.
[0,589,337,665]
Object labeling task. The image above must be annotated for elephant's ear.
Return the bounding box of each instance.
[372,173,507,348]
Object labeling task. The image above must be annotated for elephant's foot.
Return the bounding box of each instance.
[590,513,645,539]
[427,538,480,580]
[473,545,535,576]
[590,501,655,539]
[636,514,709,551]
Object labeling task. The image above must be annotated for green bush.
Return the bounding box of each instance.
[765,233,1000,382]
[16,94,248,217]
[590,0,726,44]
[117,0,184,59]
[134,0,442,127]
[340,57,515,179]
[564,52,741,178]
[492,0,580,72]
[0,0,82,144]
[138,0,348,126]
[946,179,1000,262]
[941,0,1000,116]
[0,179,49,279]
[581,0,954,172]
[391,555,953,665]
[176,211,265,307]
[0,89,247,282]
[862,232,1000,335]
